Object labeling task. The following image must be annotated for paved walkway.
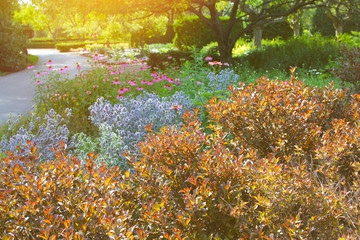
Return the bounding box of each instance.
[0,49,90,123]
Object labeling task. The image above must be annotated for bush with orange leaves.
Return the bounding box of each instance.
[2,74,360,239]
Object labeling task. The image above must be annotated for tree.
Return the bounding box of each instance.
[121,0,316,63]
[318,0,360,37]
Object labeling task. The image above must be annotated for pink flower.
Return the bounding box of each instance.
[136,87,144,91]
[36,72,41,77]
[48,66,53,70]
[46,60,53,65]
[113,78,121,85]
[35,80,42,85]
[93,85,99,88]
[27,65,34,70]
[118,88,126,94]
[196,81,204,85]
[205,56,212,61]
[103,78,109,82]
[164,85,172,90]
[64,66,69,71]
[107,65,112,70]
[129,79,137,86]
[224,63,230,66]
[117,94,123,99]
[86,91,91,94]
[153,78,161,82]
[141,80,148,84]
[45,84,51,88]
[148,80,154,85]
[168,56,173,59]
[167,78,174,83]
[209,61,222,66]
[93,54,100,60]
[110,71,118,75]
[76,64,81,70]
[59,68,66,73]
[41,71,48,75]
[169,105,182,110]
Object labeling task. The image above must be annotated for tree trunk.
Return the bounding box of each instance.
[293,25,301,37]
[217,40,234,64]
[253,27,263,48]
[334,24,343,38]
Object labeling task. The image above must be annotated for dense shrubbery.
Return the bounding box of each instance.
[331,44,360,92]
[2,76,360,238]
[0,6,28,72]
[237,34,340,70]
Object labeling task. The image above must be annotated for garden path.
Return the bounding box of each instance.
[0,49,91,123]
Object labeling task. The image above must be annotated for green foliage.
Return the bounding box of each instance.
[173,16,244,50]
[173,15,215,50]
[311,7,335,37]
[237,35,340,70]
[55,42,87,52]
[0,1,28,72]
[262,21,293,40]
[200,42,220,57]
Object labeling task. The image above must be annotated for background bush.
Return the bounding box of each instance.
[55,42,87,52]
[236,34,340,70]
[0,1,28,72]
[262,21,294,40]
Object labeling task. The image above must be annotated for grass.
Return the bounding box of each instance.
[0,54,39,76]
[28,54,39,65]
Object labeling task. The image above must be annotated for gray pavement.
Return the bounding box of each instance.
[0,49,90,123]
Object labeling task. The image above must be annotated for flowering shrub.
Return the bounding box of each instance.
[89,91,194,155]
[0,109,71,161]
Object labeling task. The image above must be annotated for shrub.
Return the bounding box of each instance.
[331,44,360,92]
[0,142,136,238]
[28,41,56,48]
[200,42,219,58]
[147,51,192,69]
[206,76,359,160]
[0,109,71,161]
[0,21,28,72]
[70,123,126,168]
[55,42,87,52]
[89,91,195,156]
[237,34,340,70]
[3,77,360,238]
